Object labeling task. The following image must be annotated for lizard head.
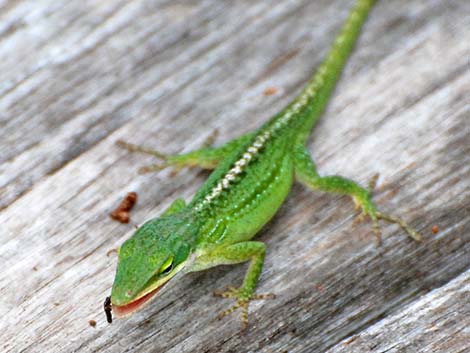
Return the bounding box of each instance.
[110,213,197,317]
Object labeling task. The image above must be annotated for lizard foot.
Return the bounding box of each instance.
[213,286,275,329]
[116,140,185,175]
[351,175,421,245]
[352,198,421,245]
[116,140,167,159]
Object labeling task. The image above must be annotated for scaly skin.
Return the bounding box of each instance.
[109,0,421,329]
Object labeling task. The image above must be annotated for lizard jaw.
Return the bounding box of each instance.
[113,282,168,318]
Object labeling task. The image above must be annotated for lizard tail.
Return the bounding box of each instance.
[281,0,378,143]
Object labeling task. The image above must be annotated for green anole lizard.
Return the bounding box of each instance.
[106,0,421,328]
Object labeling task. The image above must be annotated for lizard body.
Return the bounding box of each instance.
[108,0,420,327]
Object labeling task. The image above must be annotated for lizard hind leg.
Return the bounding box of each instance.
[293,145,422,244]
[116,131,254,174]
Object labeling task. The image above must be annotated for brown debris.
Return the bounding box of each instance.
[432,225,439,234]
[106,248,118,257]
[88,320,97,328]
[110,192,138,223]
[263,86,279,96]
[343,335,359,345]
[314,283,326,293]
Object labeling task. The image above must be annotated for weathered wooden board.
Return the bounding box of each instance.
[326,270,470,353]
[0,0,468,352]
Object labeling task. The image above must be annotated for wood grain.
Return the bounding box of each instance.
[0,1,468,352]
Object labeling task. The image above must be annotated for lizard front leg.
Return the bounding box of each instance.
[192,241,274,329]
[293,145,421,244]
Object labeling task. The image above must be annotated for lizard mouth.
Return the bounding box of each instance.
[113,282,168,318]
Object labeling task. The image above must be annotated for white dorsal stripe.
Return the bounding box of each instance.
[194,130,272,210]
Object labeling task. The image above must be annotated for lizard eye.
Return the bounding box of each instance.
[159,257,173,275]
[161,263,173,275]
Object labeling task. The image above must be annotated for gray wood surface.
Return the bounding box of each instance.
[0,0,468,352]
